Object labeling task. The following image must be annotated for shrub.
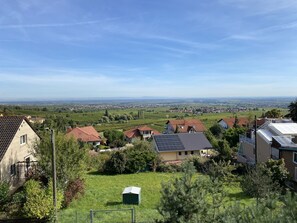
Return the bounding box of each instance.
[157,163,183,173]
[63,178,85,207]
[241,164,277,203]
[4,190,26,217]
[125,141,159,173]
[0,181,10,209]
[86,151,111,172]
[185,155,209,173]
[103,151,127,174]
[23,179,63,219]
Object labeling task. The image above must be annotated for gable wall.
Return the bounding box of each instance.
[0,120,39,184]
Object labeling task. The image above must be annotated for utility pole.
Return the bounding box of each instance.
[254,116,258,164]
[50,129,57,222]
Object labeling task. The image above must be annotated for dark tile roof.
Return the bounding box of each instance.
[0,116,26,162]
[154,133,212,152]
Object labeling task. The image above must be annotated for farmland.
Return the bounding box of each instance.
[0,103,281,133]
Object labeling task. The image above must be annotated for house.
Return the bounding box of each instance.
[164,119,206,134]
[124,125,160,143]
[153,133,212,162]
[238,121,297,182]
[218,117,250,129]
[66,126,101,147]
[0,116,40,188]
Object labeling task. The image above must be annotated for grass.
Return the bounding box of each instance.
[58,172,254,223]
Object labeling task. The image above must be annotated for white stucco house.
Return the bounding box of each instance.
[0,116,40,188]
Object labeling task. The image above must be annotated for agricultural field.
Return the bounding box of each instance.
[58,172,254,223]
[0,104,279,133]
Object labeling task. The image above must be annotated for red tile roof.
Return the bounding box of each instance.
[167,119,206,132]
[220,117,250,128]
[66,126,101,142]
[124,125,160,139]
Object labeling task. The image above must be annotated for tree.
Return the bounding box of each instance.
[103,130,125,146]
[264,159,289,189]
[241,164,278,205]
[288,99,297,122]
[264,109,282,118]
[209,123,224,138]
[104,109,109,117]
[217,140,233,161]
[157,162,209,223]
[125,141,159,173]
[233,115,239,128]
[34,133,87,189]
[103,151,127,174]
[223,127,246,148]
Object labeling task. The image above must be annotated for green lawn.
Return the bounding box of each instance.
[58,172,254,223]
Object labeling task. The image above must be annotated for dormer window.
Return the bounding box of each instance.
[20,134,27,145]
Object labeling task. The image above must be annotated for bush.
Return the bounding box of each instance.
[157,163,183,173]
[23,179,63,219]
[63,178,85,207]
[86,151,111,172]
[125,141,159,173]
[4,190,26,217]
[0,181,10,209]
[103,151,127,174]
[185,155,209,173]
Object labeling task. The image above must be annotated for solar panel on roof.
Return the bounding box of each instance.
[154,135,185,151]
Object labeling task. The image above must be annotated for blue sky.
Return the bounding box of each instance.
[1,0,297,100]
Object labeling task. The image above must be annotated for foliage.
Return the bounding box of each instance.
[204,130,219,149]
[103,129,125,147]
[207,160,235,183]
[185,155,209,173]
[86,151,111,172]
[125,141,159,173]
[241,164,278,203]
[3,190,26,217]
[63,178,85,207]
[288,99,297,122]
[233,115,239,128]
[103,151,127,175]
[23,179,63,219]
[223,127,246,148]
[157,162,209,223]
[217,139,233,161]
[264,159,289,189]
[109,139,126,148]
[0,181,10,209]
[34,133,87,189]
[263,109,282,118]
[156,163,183,173]
[209,123,224,138]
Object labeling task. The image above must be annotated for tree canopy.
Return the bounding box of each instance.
[288,99,297,122]
[34,133,87,189]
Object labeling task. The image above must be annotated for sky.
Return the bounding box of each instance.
[0,0,297,100]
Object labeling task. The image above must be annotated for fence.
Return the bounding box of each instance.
[58,208,136,223]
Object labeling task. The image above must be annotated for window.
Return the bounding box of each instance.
[10,164,16,176]
[293,152,297,164]
[185,151,188,155]
[191,151,194,155]
[178,152,182,156]
[20,134,27,145]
